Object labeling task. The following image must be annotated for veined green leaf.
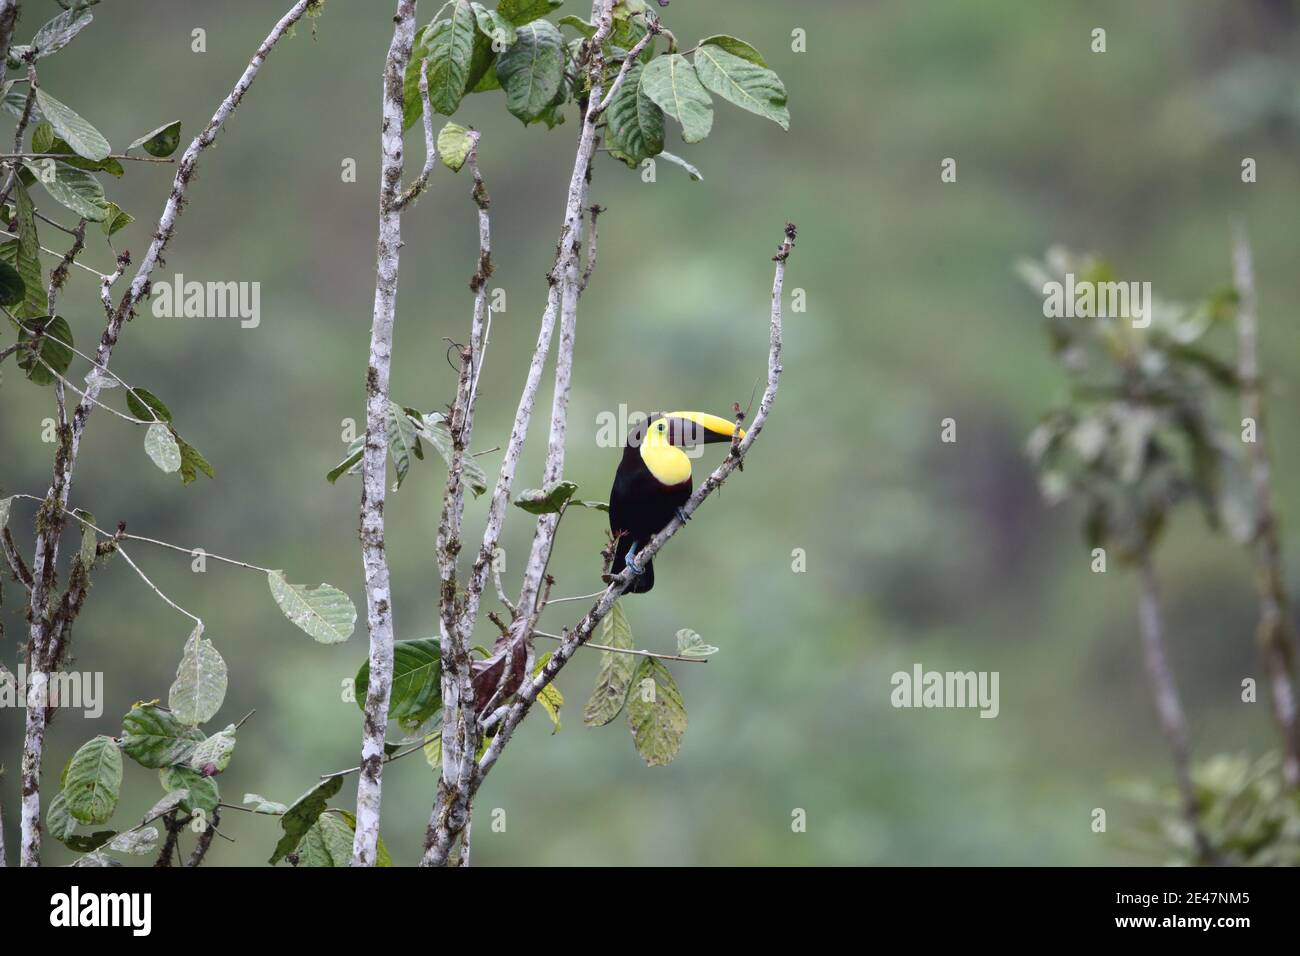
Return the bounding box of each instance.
[144,422,181,473]
[269,775,343,865]
[33,88,110,161]
[640,54,713,144]
[693,41,789,130]
[27,159,110,222]
[471,2,517,47]
[497,0,562,26]
[496,19,564,123]
[168,625,227,725]
[17,316,73,387]
[121,702,206,768]
[657,150,702,181]
[63,736,123,824]
[437,121,474,172]
[159,765,219,815]
[355,638,442,729]
[127,120,181,158]
[267,570,356,644]
[606,61,663,163]
[12,180,44,319]
[189,724,238,774]
[426,2,478,116]
[583,600,636,726]
[513,479,577,514]
[626,657,687,766]
[28,9,94,60]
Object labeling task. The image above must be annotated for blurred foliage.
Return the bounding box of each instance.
[1119,752,1300,865]
[1021,247,1252,563]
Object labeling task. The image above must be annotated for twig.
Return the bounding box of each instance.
[0,152,175,163]
[533,629,707,664]
[1232,224,1300,788]
[391,58,436,211]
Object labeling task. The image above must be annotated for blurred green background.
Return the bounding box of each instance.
[3,0,1299,865]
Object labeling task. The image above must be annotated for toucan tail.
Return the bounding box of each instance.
[613,536,655,593]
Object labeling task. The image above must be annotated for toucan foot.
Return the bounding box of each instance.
[625,544,644,576]
[676,506,691,524]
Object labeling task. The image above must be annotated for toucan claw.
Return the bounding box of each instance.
[676,507,691,524]
[625,545,644,576]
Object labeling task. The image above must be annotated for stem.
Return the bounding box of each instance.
[1231,224,1300,788]
[1135,553,1212,862]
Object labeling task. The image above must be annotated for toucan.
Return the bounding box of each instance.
[609,411,744,593]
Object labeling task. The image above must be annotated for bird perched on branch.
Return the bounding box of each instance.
[609,411,744,593]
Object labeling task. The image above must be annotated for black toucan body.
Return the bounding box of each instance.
[609,411,744,593]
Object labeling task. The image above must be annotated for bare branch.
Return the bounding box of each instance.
[1232,224,1300,788]
[392,58,436,211]
[352,0,417,868]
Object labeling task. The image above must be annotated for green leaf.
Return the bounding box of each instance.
[641,54,713,144]
[27,159,110,221]
[159,765,219,816]
[243,793,289,815]
[471,2,517,47]
[558,15,595,37]
[28,8,94,60]
[0,259,24,307]
[12,179,45,319]
[533,653,563,733]
[414,410,488,496]
[512,479,577,514]
[32,120,122,175]
[388,401,423,491]
[676,629,719,658]
[46,790,79,843]
[127,120,181,158]
[101,202,133,236]
[657,150,702,181]
[404,27,433,130]
[426,3,478,116]
[269,775,344,865]
[355,638,442,729]
[571,499,609,511]
[177,437,215,485]
[497,0,562,26]
[108,827,159,856]
[693,42,789,130]
[583,600,636,726]
[606,62,663,163]
[144,422,181,473]
[423,733,442,770]
[189,724,237,774]
[326,441,363,484]
[125,386,172,422]
[17,316,74,386]
[437,121,474,172]
[695,34,769,67]
[33,88,110,161]
[140,788,190,825]
[496,19,564,123]
[63,735,123,824]
[121,702,205,768]
[168,626,228,725]
[625,657,687,766]
[267,570,356,644]
[297,810,392,867]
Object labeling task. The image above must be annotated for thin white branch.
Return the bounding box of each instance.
[1232,225,1300,787]
[392,57,436,211]
[351,0,417,868]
